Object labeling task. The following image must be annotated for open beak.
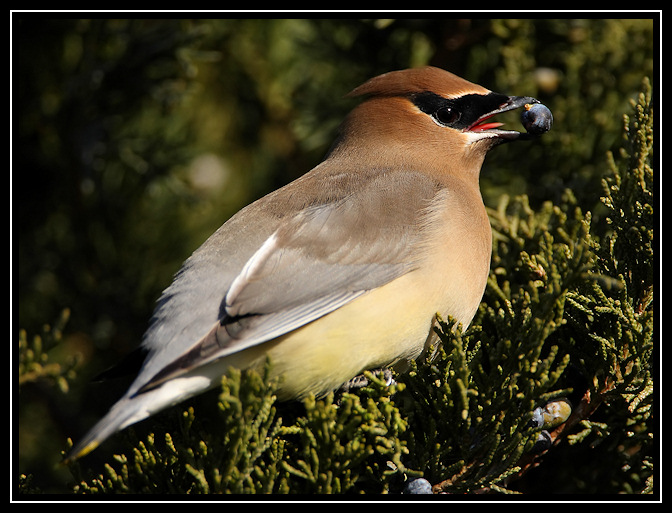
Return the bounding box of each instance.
[465,96,540,141]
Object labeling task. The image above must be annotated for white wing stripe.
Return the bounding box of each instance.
[225,231,279,316]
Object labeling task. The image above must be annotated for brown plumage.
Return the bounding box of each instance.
[66,66,547,461]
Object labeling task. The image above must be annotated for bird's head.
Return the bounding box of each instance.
[332,66,549,181]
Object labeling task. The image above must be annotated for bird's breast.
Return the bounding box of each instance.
[248,184,492,398]
[417,185,492,327]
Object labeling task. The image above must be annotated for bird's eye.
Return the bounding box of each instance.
[434,107,461,126]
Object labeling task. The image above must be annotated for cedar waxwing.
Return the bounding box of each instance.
[66,66,551,461]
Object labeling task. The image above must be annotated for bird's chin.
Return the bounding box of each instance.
[463,128,522,149]
[466,128,521,141]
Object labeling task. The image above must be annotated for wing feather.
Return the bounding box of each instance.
[133,166,441,393]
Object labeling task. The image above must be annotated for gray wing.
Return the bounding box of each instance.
[130,166,441,395]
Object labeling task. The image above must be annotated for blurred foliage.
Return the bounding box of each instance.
[14,17,655,495]
[18,309,76,393]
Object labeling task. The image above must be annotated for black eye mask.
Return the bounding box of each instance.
[411,91,512,130]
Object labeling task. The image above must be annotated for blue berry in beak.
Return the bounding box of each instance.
[521,103,553,135]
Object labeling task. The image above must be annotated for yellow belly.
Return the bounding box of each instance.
[229,189,491,399]
[252,249,486,398]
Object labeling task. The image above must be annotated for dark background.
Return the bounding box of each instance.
[14,17,655,493]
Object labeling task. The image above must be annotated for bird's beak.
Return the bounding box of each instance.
[465,96,540,142]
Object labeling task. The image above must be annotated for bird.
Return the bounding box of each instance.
[65,66,550,461]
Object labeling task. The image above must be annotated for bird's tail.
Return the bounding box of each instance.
[63,394,151,463]
[64,370,217,463]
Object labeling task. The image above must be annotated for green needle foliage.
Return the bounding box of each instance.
[401,191,590,493]
[68,365,408,494]
[71,364,287,494]
[560,81,654,494]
